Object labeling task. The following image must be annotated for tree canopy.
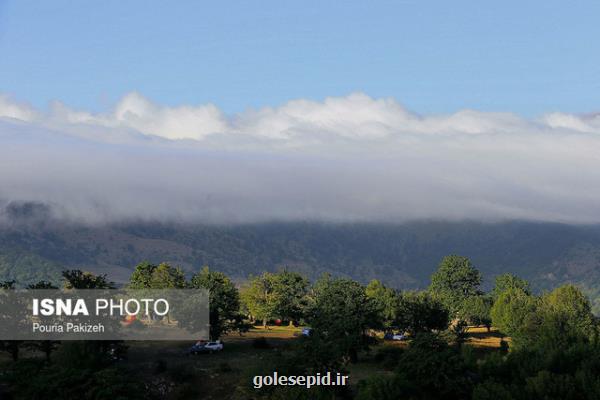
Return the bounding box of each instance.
[190,266,243,339]
[395,291,449,334]
[492,273,530,300]
[429,255,482,314]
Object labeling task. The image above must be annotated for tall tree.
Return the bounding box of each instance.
[128,261,157,289]
[271,269,309,324]
[190,266,243,339]
[241,272,279,328]
[26,281,60,361]
[490,287,538,346]
[366,279,398,331]
[540,284,595,338]
[61,270,126,361]
[395,291,449,335]
[429,255,482,314]
[306,278,377,365]
[0,280,21,361]
[492,273,530,300]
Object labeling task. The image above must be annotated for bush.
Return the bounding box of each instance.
[472,380,514,400]
[374,346,404,371]
[356,375,411,400]
[1,359,146,400]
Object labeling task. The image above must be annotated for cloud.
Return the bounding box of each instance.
[0,94,39,121]
[1,92,600,225]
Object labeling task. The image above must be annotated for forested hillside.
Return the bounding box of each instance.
[2,220,600,306]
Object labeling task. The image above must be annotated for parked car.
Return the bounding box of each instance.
[301,328,313,337]
[189,340,224,354]
[384,332,407,341]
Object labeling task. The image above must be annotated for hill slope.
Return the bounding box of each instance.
[2,220,600,300]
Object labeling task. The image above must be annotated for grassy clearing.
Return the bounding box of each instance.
[1,325,504,399]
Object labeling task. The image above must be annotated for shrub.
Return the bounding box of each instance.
[374,346,403,370]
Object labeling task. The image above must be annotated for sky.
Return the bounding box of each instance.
[1,1,600,225]
[1,0,599,115]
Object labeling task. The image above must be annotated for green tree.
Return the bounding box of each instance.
[394,333,472,399]
[128,261,157,289]
[62,270,114,289]
[0,280,16,289]
[492,273,530,300]
[366,279,398,331]
[490,287,538,347]
[149,263,186,289]
[26,281,60,361]
[241,272,279,328]
[541,284,594,336]
[271,269,309,324]
[0,281,21,361]
[306,278,377,365]
[60,270,126,364]
[429,255,482,314]
[190,266,243,339]
[394,291,449,335]
[27,281,58,289]
[460,295,493,331]
[532,284,597,348]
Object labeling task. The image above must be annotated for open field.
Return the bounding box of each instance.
[1,325,505,399]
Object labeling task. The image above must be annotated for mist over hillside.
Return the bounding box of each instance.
[2,209,600,309]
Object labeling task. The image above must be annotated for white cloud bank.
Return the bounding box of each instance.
[1,92,600,224]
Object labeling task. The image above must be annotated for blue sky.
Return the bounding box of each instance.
[1,0,599,116]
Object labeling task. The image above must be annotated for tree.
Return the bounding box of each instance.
[241,272,279,328]
[490,287,538,347]
[190,266,244,339]
[271,269,309,325]
[27,281,58,289]
[534,284,596,347]
[395,333,471,399]
[60,270,126,363]
[128,261,157,289]
[492,273,530,300]
[149,263,186,289]
[394,291,449,335]
[460,295,493,331]
[26,281,60,361]
[541,284,594,336]
[366,280,398,331]
[306,278,377,365]
[0,280,16,289]
[429,255,482,314]
[62,270,114,289]
[0,280,21,361]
